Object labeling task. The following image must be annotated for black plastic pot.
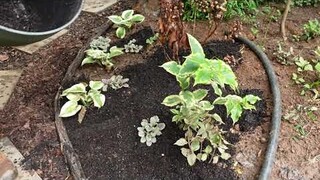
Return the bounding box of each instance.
[0,0,83,46]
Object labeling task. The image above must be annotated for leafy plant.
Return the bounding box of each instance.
[146,33,159,45]
[291,49,320,98]
[124,39,143,53]
[90,36,111,51]
[59,81,105,123]
[102,75,129,92]
[161,34,260,166]
[302,19,320,40]
[224,0,260,21]
[108,10,145,39]
[81,46,124,69]
[137,116,165,146]
[273,42,295,65]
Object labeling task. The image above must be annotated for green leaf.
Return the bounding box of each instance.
[59,101,82,117]
[162,95,181,107]
[212,82,222,96]
[181,148,190,157]
[304,64,314,71]
[85,49,107,59]
[193,89,208,101]
[180,91,194,105]
[66,94,81,101]
[187,34,205,58]
[121,10,134,19]
[315,63,320,72]
[116,27,126,39]
[220,152,231,160]
[174,138,188,146]
[89,81,104,90]
[81,57,95,66]
[204,145,212,154]
[109,46,124,58]
[191,139,200,151]
[62,83,87,96]
[194,67,213,85]
[108,15,122,24]
[179,58,200,75]
[212,113,224,124]
[88,91,105,108]
[243,94,261,104]
[199,101,214,110]
[161,61,181,76]
[187,153,197,166]
[131,14,145,23]
[177,76,190,90]
[201,153,208,161]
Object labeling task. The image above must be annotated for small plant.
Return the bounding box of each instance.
[302,19,320,40]
[90,36,111,51]
[161,34,260,166]
[273,42,295,65]
[102,75,129,92]
[108,10,145,39]
[137,116,165,146]
[124,39,143,53]
[291,49,320,98]
[59,81,105,123]
[146,33,159,45]
[81,46,124,69]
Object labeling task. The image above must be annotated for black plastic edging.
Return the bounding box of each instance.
[236,36,282,180]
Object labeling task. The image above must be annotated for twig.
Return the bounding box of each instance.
[281,0,292,42]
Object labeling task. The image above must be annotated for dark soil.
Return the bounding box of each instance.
[0,0,43,31]
[62,33,265,179]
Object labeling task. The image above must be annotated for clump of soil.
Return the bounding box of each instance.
[0,0,43,31]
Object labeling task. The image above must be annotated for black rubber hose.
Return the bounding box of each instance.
[235,36,282,180]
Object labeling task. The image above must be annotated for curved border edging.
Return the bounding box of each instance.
[235,37,282,180]
[54,21,112,180]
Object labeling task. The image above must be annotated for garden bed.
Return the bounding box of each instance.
[55,23,268,179]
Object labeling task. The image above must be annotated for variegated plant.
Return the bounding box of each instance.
[108,10,145,39]
[59,81,106,123]
[81,46,123,70]
[161,34,260,166]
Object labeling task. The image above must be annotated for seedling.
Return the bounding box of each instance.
[137,116,165,146]
[273,43,295,65]
[146,33,159,45]
[102,75,129,92]
[59,81,105,123]
[161,34,260,166]
[302,18,320,40]
[90,36,111,51]
[108,10,145,39]
[81,46,124,70]
[124,39,143,53]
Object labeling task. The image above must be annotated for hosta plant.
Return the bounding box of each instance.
[59,81,105,123]
[102,75,129,92]
[137,116,165,146]
[124,39,143,53]
[81,46,123,70]
[108,10,145,39]
[161,34,260,166]
[90,36,111,51]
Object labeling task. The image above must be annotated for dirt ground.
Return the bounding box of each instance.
[0,1,319,179]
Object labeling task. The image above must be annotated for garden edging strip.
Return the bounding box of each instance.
[236,36,282,180]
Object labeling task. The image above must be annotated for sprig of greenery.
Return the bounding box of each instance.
[101,75,129,92]
[124,39,143,53]
[90,36,111,51]
[302,19,320,41]
[146,33,159,45]
[138,116,165,146]
[161,34,260,166]
[81,46,124,70]
[108,10,145,39]
[59,81,105,123]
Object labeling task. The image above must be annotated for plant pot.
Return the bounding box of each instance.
[0,0,83,46]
